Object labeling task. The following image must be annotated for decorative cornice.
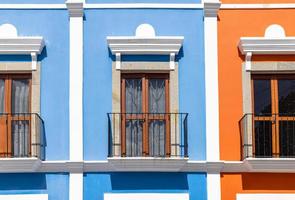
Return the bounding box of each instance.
[107,37,184,55]
[66,1,84,17]
[0,37,44,55]
[203,2,221,17]
[239,37,295,55]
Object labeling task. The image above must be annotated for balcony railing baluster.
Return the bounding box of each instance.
[0,113,44,160]
[108,112,188,158]
[240,113,295,160]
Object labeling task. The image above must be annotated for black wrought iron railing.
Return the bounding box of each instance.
[239,113,295,159]
[0,113,45,159]
[108,113,188,158]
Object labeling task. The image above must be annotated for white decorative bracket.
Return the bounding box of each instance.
[66,1,84,18]
[31,52,37,71]
[115,53,121,70]
[170,53,176,70]
[245,52,252,71]
[107,24,183,70]
[203,1,221,18]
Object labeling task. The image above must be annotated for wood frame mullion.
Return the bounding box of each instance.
[142,75,149,156]
[121,78,126,156]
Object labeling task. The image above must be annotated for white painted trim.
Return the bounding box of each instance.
[107,37,184,55]
[66,1,84,17]
[204,7,220,162]
[85,3,202,9]
[1,3,295,10]
[104,193,189,200]
[108,157,188,172]
[221,4,295,9]
[0,158,41,172]
[239,37,295,55]
[237,194,295,200]
[204,2,221,17]
[0,4,66,9]
[245,52,252,71]
[3,159,295,173]
[69,173,83,200]
[69,5,83,162]
[0,37,44,55]
[0,194,48,200]
[207,174,221,200]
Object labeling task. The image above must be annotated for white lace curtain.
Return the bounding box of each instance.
[125,78,166,157]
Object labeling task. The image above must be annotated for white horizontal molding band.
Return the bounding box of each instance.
[221,3,295,9]
[85,3,202,9]
[2,158,295,173]
[1,3,295,9]
[0,3,202,9]
[0,4,66,9]
[0,194,48,200]
[104,193,189,200]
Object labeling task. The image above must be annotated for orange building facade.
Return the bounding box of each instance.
[218,2,295,200]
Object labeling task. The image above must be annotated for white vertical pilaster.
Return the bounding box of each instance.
[204,0,221,162]
[67,1,84,200]
[207,173,221,200]
[69,173,83,200]
[66,0,84,162]
[204,2,221,200]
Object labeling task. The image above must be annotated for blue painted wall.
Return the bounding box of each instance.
[83,9,206,160]
[0,173,69,200]
[84,172,207,200]
[0,10,69,160]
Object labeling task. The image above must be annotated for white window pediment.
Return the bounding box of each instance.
[107,24,184,70]
[0,24,45,71]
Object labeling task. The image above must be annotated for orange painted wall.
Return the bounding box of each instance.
[221,173,295,200]
[218,9,295,160]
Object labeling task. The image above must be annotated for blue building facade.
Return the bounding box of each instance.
[0,0,221,200]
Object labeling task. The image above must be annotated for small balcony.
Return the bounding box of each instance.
[0,113,45,159]
[108,113,188,158]
[240,113,295,159]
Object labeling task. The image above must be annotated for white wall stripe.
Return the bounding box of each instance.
[0,3,295,9]
[207,174,221,200]
[69,173,83,200]
[221,4,295,9]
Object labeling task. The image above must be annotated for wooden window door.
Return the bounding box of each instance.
[0,74,31,157]
[121,74,170,157]
[252,75,295,157]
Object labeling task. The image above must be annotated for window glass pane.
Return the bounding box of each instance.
[149,79,165,113]
[126,119,143,157]
[0,79,4,113]
[12,120,29,157]
[279,120,295,157]
[149,120,165,157]
[254,120,272,157]
[278,79,295,116]
[253,79,271,116]
[12,79,29,113]
[125,79,142,113]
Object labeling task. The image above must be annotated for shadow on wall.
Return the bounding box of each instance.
[0,47,47,62]
[110,172,189,190]
[242,173,295,190]
[107,47,184,63]
[0,173,47,190]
